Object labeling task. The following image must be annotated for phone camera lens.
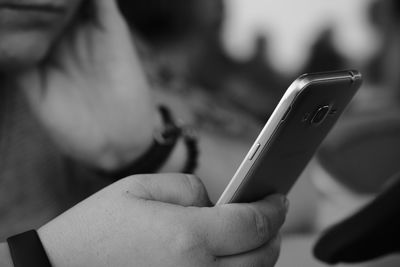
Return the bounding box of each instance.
[311,106,330,125]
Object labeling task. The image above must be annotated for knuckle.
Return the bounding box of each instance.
[246,205,272,243]
[120,174,152,199]
[116,175,134,187]
[121,174,146,187]
[183,175,209,205]
[185,175,203,192]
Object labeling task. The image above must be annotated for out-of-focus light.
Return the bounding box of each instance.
[222,0,379,74]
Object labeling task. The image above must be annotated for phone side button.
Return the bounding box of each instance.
[248,143,261,161]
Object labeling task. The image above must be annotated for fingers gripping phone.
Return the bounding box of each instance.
[217,70,362,205]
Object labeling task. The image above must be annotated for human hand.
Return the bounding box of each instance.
[14,0,158,169]
[38,173,288,267]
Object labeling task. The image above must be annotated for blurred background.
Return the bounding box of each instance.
[121,0,400,119]
[118,0,400,266]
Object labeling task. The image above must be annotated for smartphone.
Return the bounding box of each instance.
[216,70,362,205]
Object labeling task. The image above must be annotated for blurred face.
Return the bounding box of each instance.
[0,0,83,71]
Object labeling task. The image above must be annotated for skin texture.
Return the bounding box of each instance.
[0,174,287,267]
[38,174,287,267]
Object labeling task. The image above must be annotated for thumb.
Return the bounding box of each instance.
[122,174,212,207]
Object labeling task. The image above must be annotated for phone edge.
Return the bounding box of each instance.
[215,70,361,205]
[216,76,306,205]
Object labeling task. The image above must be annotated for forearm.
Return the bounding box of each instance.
[0,243,13,267]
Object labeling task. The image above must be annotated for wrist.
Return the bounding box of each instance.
[6,230,53,267]
[37,216,83,267]
[91,108,162,172]
[96,105,199,179]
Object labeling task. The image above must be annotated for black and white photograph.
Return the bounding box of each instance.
[1,0,400,266]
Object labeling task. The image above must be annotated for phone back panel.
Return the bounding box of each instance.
[231,72,362,203]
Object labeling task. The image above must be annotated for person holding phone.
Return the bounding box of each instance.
[0,0,288,266]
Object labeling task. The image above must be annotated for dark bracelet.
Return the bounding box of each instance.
[100,105,199,180]
[7,230,52,267]
[181,127,199,174]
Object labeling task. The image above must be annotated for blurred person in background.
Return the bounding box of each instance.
[0,0,288,266]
